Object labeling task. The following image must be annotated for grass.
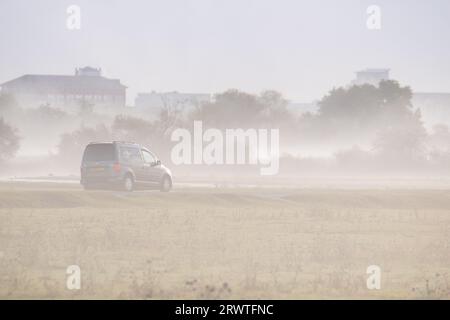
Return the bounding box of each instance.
[0,182,449,299]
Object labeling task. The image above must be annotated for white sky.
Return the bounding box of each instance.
[1,0,450,105]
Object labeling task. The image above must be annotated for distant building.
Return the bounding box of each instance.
[0,67,127,112]
[352,68,390,86]
[135,91,211,117]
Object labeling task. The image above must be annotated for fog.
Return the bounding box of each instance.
[1,0,450,183]
[2,0,450,301]
[1,80,450,183]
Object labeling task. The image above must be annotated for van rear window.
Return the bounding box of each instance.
[83,144,116,161]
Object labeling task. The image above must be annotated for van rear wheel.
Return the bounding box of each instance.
[123,175,134,192]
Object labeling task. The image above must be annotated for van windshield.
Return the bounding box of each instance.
[83,144,116,162]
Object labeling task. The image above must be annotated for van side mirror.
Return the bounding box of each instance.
[154,160,161,166]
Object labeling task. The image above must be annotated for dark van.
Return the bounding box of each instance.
[80,141,172,192]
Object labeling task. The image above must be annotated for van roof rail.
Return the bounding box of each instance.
[88,141,113,145]
[87,141,138,145]
[112,141,138,145]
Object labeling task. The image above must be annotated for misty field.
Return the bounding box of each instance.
[0,182,449,299]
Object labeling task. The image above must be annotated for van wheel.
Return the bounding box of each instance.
[123,175,134,192]
[160,175,172,192]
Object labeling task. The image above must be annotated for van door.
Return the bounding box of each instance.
[119,145,145,182]
[141,149,163,184]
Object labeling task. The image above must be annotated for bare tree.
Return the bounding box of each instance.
[0,117,20,162]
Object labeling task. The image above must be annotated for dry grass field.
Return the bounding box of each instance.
[0,181,449,299]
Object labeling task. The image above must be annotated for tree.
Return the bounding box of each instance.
[112,115,151,140]
[111,114,177,163]
[318,84,380,123]
[428,124,450,151]
[0,94,19,117]
[78,100,94,118]
[33,103,68,120]
[313,80,418,144]
[0,117,20,162]
[318,80,414,128]
[190,89,292,129]
[57,125,111,167]
[373,109,427,164]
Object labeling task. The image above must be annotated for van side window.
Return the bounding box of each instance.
[142,150,156,164]
[120,146,143,163]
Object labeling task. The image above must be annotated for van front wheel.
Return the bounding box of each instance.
[160,176,172,192]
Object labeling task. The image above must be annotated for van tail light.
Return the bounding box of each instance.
[113,163,121,173]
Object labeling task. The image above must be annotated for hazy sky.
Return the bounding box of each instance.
[1,0,450,104]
